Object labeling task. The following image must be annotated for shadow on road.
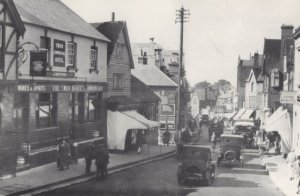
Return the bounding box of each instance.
[213,176,259,188]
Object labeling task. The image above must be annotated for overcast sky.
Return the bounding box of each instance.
[62,0,300,86]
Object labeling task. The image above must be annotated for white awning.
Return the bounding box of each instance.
[233,108,246,121]
[240,109,254,120]
[107,110,160,150]
[122,110,160,128]
[264,108,292,153]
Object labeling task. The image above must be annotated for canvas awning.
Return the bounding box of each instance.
[107,110,160,150]
[264,108,292,153]
[240,109,255,120]
[233,108,246,121]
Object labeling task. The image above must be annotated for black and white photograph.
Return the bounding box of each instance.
[0,0,300,195]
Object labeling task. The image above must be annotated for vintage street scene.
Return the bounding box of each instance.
[0,0,300,195]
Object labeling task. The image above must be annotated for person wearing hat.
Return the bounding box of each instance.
[95,144,109,180]
[85,142,96,174]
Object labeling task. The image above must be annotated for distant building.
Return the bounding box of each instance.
[194,87,217,110]
[237,52,263,108]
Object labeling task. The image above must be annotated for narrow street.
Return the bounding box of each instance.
[40,126,283,196]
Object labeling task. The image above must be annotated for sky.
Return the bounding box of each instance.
[61,0,300,86]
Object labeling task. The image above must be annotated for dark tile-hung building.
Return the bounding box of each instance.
[92,17,159,151]
[0,0,26,176]
[10,0,110,170]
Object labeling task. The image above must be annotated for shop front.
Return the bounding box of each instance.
[9,81,106,168]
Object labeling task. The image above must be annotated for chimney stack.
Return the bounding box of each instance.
[281,24,294,40]
[254,52,259,67]
[111,12,115,22]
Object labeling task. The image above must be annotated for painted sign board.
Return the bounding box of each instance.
[280,91,296,104]
[53,39,65,67]
[30,51,47,76]
[10,84,103,93]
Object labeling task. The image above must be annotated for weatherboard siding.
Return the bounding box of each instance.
[107,29,131,97]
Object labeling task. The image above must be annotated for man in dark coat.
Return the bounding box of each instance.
[57,139,70,170]
[85,142,95,174]
[95,144,109,180]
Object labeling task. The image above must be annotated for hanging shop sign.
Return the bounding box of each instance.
[280,91,296,104]
[53,39,65,67]
[30,50,47,76]
[10,84,103,93]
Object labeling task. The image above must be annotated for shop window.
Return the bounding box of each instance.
[67,42,77,67]
[90,46,98,69]
[113,73,124,89]
[115,44,122,59]
[36,93,57,128]
[87,93,101,122]
[40,36,51,66]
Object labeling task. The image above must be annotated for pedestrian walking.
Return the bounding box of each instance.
[57,139,70,171]
[162,129,171,145]
[95,144,109,180]
[85,142,95,174]
[136,130,144,154]
[287,149,297,180]
[211,132,216,149]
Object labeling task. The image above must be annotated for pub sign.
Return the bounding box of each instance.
[53,39,65,67]
[30,50,47,76]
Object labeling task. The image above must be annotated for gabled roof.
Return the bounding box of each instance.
[247,67,262,82]
[4,0,25,36]
[92,21,134,68]
[132,65,177,87]
[14,0,109,42]
[131,75,161,103]
[263,39,281,74]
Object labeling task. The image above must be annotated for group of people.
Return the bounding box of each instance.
[56,139,110,181]
[85,142,110,180]
[258,130,281,158]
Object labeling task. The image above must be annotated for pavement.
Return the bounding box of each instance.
[0,144,176,196]
[263,151,299,196]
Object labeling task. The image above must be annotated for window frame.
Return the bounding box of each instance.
[36,93,57,128]
[67,42,77,68]
[40,36,51,66]
[113,73,124,89]
[90,46,98,70]
[115,44,123,59]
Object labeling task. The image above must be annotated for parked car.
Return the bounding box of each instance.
[177,145,216,185]
[217,134,244,167]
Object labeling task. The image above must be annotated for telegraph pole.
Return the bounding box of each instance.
[175,6,190,146]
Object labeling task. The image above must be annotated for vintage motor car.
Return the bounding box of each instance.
[217,134,244,167]
[177,145,215,185]
[233,120,257,148]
